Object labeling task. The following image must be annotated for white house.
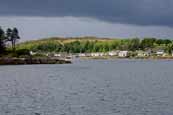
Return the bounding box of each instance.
[91,52,105,57]
[118,51,129,57]
[78,53,86,57]
[156,50,164,56]
[137,51,150,57]
[54,53,61,57]
[108,51,119,56]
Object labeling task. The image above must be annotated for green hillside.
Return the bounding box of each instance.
[17,37,173,54]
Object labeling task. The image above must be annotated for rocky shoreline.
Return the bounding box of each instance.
[0,57,71,65]
[79,56,173,60]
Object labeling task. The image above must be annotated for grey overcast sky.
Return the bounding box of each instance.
[0,0,173,40]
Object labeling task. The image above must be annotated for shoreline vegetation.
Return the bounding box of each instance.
[0,27,71,65]
[17,37,173,54]
[17,36,173,60]
[1,27,173,65]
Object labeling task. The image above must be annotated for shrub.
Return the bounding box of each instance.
[15,49,30,56]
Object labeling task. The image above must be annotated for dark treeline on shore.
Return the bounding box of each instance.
[18,37,173,54]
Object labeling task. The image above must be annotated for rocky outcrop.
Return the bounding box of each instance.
[0,57,71,65]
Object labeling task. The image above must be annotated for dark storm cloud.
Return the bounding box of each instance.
[0,0,173,26]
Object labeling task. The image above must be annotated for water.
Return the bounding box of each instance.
[0,59,173,115]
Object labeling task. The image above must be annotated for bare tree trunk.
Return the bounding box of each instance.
[11,42,13,52]
[12,40,16,52]
[13,40,16,52]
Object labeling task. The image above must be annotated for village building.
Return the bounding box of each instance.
[54,53,61,57]
[137,51,150,57]
[78,53,86,57]
[108,51,119,56]
[118,51,129,57]
[156,50,165,56]
[91,52,105,57]
[86,53,92,57]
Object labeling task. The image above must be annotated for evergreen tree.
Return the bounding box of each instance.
[6,28,20,52]
[0,27,6,54]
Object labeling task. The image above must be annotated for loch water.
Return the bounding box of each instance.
[0,59,173,115]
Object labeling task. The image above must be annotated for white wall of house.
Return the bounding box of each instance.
[137,51,150,57]
[108,51,118,56]
[137,52,144,57]
[118,51,128,57]
[78,53,86,57]
[156,50,164,56]
[54,54,61,57]
[91,52,105,57]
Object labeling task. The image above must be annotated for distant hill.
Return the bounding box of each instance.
[16,36,121,52]
[19,36,116,44]
[16,37,173,54]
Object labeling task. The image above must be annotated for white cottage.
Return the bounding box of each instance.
[137,51,150,57]
[156,50,164,56]
[91,52,105,57]
[118,51,129,57]
[54,53,61,57]
[78,53,86,57]
[108,51,119,56]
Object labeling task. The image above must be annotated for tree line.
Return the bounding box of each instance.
[0,27,20,54]
[18,37,173,54]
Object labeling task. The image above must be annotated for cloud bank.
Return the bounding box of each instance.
[0,0,173,27]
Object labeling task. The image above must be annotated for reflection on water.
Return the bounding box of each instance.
[0,59,173,115]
